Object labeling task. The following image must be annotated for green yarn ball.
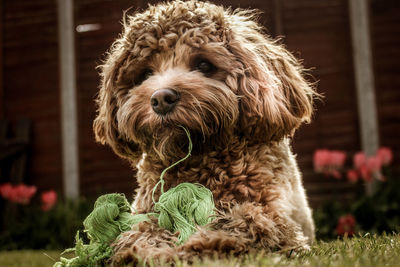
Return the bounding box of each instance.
[84,193,148,244]
[155,182,215,244]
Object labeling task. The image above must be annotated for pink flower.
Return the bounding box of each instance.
[329,151,346,168]
[352,150,389,182]
[0,183,13,199]
[1,184,37,204]
[366,156,382,173]
[313,149,331,172]
[336,214,356,237]
[353,152,367,169]
[41,190,57,211]
[366,156,386,181]
[377,147,393,166]
[9,184,37,204]
[359,165,372,182]
[313,149,346,178]
[346,170,358,183]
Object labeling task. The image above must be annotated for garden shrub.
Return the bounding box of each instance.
[313,147,400,239]
[0,196,93,250]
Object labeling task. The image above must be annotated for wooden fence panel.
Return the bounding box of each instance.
[371,0,400,176]
[75,0,140,196]
[282,0,361,205]
[2,0,62,190]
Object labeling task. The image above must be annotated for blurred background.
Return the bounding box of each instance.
[0,0,399,249]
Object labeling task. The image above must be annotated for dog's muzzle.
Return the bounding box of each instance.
[150,88,180,115]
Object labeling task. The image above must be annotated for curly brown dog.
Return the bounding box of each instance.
[93,0,316,264]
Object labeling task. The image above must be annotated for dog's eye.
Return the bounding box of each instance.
[196,60,216,75]
[135,69,153,85]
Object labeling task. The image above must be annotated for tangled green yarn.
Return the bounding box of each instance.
[54,194,150,267]
[54,126,214,266]
[156,182,215,244]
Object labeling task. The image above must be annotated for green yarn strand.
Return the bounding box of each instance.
[150,125,214,244]
[152,125,193,202]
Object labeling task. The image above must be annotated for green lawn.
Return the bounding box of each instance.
[1,233,399,267]
[0,250,62,267]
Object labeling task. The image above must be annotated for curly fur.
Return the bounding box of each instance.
[93,0,316,265]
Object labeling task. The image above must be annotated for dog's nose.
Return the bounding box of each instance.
[150,88,180,115]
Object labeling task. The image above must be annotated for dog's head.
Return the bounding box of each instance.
[93,0,316,162]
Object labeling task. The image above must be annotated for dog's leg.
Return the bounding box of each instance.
[110,219,178,265]
[178,201,309,259]
[290,186,316,244]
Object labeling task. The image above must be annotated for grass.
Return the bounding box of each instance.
[0,233,399,267]
[0,250,62,267]
[186,233,400,267]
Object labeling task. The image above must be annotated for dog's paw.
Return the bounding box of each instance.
[179,229,247,257]
[283,243,311,258]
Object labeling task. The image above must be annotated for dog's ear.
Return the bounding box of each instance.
[93,55,142,161]
[229,20,315,142]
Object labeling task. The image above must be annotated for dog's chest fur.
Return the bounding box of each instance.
[132,137,298,214]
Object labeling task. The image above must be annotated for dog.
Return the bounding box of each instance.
[93,0,316,264]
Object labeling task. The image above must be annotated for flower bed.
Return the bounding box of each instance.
[0,186,93,250]
[312,147,400,239]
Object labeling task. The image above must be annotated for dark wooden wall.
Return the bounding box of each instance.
[75,0,138,197]
[371,0,400,175]
[2,0,62,191]
[0,1,3,117]
[283,0,361,204]
[1,0,399,206]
